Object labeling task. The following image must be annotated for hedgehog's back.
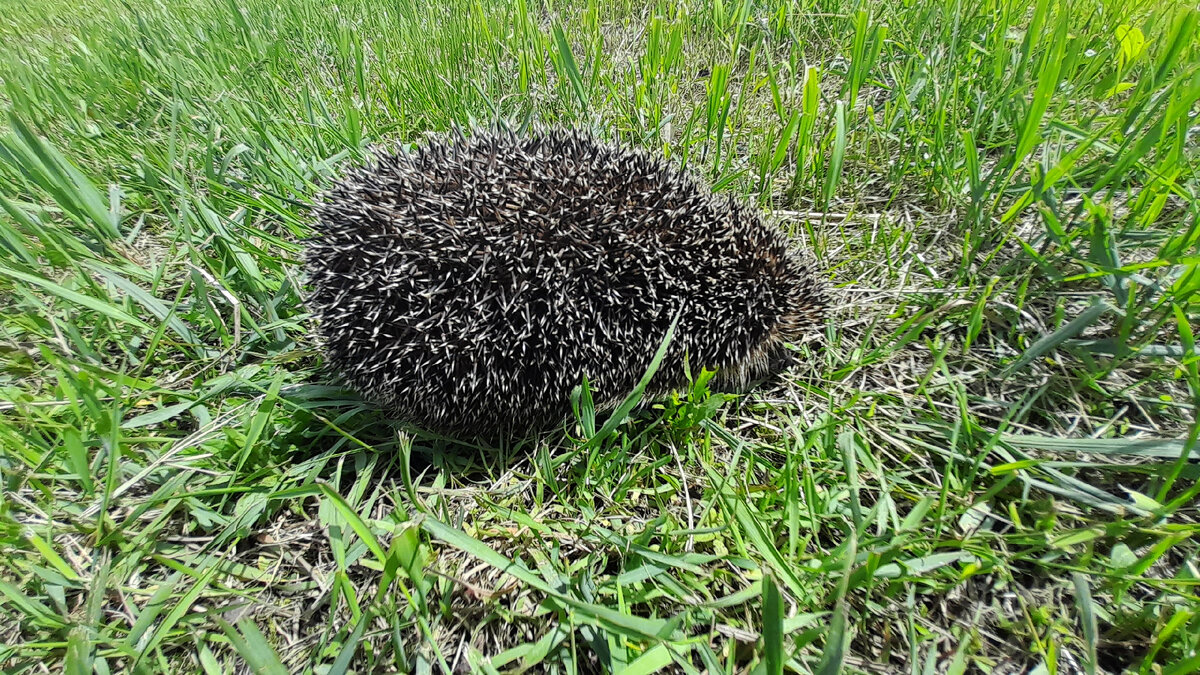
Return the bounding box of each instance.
[306,129,821,439]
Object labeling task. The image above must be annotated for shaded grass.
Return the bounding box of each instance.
[0,0,1198,672]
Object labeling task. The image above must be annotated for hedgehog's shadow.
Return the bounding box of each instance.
[278,380,575,479]
[278,382,702,494]
[291,362,535,450]
[709,346,800,396]
[282,341,823,485]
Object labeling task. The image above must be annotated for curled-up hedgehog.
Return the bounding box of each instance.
[305,128,827,440]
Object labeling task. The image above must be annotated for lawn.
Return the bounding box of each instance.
[0,0,1198,672]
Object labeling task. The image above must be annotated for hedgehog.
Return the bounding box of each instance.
[305,128,827,440]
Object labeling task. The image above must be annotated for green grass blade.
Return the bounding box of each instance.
[420,516,676,640]
[1073,573,1099,675]
[815,531,854,675]
[583,312,679,448]
[822,101,847,208]
[1001,300,1113,378]
[0,265,152,331]
[762,573,784,675]
[217,617,289,675]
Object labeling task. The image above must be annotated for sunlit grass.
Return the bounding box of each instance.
[1,0,1198,672]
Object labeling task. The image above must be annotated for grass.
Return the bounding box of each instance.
[0,0,1198,672]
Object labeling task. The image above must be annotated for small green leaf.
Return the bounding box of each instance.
[1115,24,1145,68]
[622,643,681,675]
